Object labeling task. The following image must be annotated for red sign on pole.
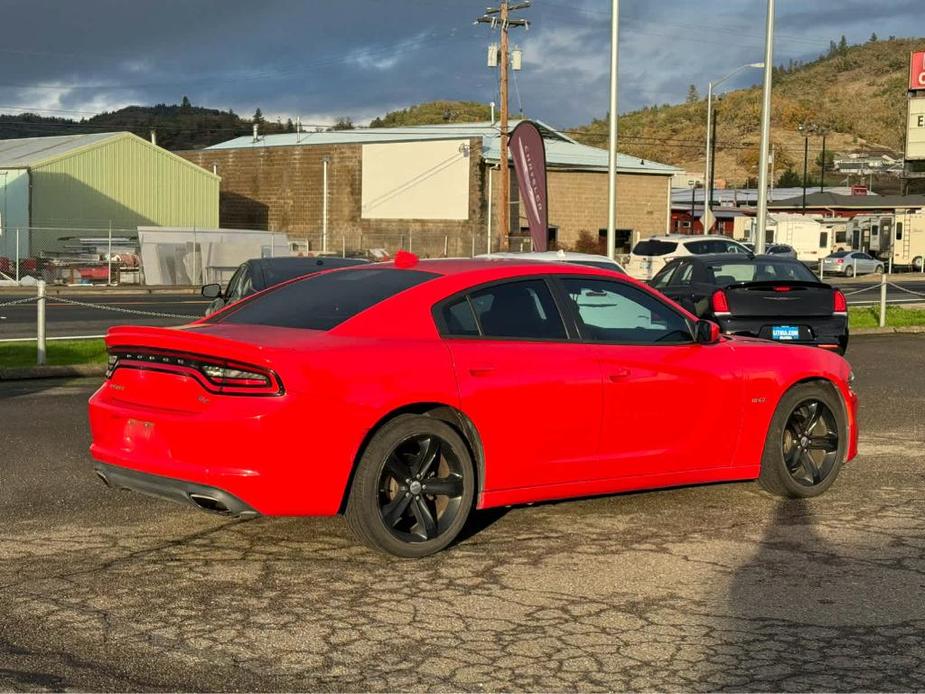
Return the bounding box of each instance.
[910,51,925,91]
[509,121,549,252]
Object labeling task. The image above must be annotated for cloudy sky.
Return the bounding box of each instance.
[0,0,919,129]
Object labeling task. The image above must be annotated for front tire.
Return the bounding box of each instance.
[757,383,847,498]
[875,264,884,274]
[845,265,855,278]
[345,414,475,558]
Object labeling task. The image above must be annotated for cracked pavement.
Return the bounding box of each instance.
[1,334,924,691]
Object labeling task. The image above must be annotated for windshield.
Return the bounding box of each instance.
[570,260,625,273]
[632,240,678,256]
[705,259,818,287]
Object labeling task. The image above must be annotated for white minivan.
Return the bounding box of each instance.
[625,234,751,280]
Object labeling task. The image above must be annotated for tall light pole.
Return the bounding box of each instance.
[754,0,775,255]
[606,0,620,259]
[704,62,763,233]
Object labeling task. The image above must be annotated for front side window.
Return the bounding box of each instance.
[467,280,567,340]
[562,278,692,344]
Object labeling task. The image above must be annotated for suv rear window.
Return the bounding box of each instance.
[632,240,678,256]
[210,268,437,330]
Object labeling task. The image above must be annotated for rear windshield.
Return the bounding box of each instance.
[827,251,850,258]
[706,260,818,287]
[632,240,678,256]
[210,268,437,330]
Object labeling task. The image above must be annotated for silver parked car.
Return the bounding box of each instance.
[765,243,798,259]
[820,250,884,277]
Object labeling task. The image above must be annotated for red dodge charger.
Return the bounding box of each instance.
[89,255,858,557]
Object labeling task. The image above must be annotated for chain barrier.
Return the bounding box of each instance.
[52,297,199,320]
[886,282,925,299]
[0,296,40,309]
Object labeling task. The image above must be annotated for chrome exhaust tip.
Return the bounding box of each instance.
[189,493,231,515]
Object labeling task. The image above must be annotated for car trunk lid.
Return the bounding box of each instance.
[722,281,835,318]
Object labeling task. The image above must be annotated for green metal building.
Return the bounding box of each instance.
[0,132,219,258]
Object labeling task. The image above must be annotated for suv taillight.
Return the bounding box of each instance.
[711,290,730,315]
[833,289,847,314]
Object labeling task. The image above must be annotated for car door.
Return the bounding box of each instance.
[554,276,744,478]
[437,277,604,493]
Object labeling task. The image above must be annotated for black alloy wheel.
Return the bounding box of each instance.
[345,414,475,557]
[758,382,846,498]
[781,400,840,487]
[378,433,465,543]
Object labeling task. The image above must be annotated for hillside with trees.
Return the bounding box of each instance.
[0,101,290,150]
[571,36,921,186]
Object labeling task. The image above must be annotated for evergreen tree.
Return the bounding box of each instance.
[253,108,264,124]
[181,96,191,109]
[869,32,878,42]
[285,118,295,133]
[777,169,802,188]
[838,35,848,54]
[686,84,699,104]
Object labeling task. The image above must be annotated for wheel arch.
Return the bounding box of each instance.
[778,376,850,440]
[338,402,485,513]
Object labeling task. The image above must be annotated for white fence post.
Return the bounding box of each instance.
[15,228,20,284]
[37,280,47,366]
[107,221,113,286]
[879,272,887,328]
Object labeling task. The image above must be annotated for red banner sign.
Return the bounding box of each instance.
[910,51,925,91]
[509,121,549,251]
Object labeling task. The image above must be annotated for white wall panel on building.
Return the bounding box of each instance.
[907,98,925,161]
[361,139,470,220]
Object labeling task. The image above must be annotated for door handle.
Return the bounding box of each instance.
[468,366,496,377]
[608,368,631,382]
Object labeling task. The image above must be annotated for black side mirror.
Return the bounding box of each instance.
[695,320,720,345]
[201,283,222,299]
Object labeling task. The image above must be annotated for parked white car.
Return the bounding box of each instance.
[477,250,626,273]
[625,234,750,280]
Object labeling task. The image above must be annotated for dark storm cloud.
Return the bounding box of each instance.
[0,0,920,129]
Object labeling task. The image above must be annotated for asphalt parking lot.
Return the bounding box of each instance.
[1,335,924,691]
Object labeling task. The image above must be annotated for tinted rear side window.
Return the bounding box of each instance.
[210,268,437,330]
[633,240,678,256]
[469,279,567,340]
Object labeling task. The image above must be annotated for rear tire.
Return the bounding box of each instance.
[757,383,847,498]
[913,256,923,272]
[875,264,884,274]
[845,265,855,278]
[345,414,475,558]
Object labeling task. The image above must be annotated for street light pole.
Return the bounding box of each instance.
[754,0,775,255]
[704,62,763,237]
[801,130,809,214]
[606,0,620,259]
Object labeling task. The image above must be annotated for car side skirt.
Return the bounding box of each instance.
[477,464,760,510]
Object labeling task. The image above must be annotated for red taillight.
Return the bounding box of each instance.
[772,286,791,292]
[833,289,847,314]
[107,348,283,396]
[835,258,844,264]
[711,289,730,314]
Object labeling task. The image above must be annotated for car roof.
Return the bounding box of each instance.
[671,253,799,263]
[478,251,621,264]
[251,256,368,270]
[639,234,737,242]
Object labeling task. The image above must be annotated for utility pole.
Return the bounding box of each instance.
[477,1,530,251]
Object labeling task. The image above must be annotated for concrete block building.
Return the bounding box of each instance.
[179,122,677,256]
